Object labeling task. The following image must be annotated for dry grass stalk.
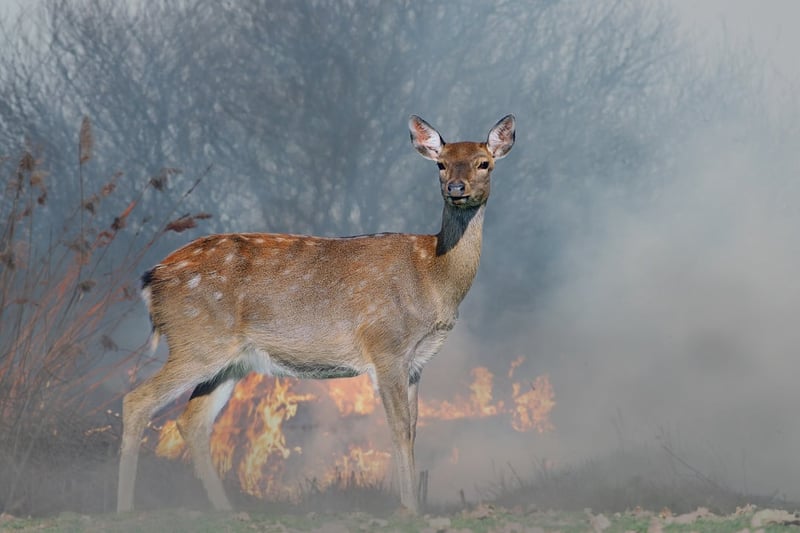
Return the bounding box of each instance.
[79,116,93,164]
[0,119,211,516]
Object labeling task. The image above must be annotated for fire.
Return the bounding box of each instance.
[418,367,503,421]
[508,355,525,378]
[153,356,555,500]
[155,420,185,460]
[235,375,314,497]
[155,373,316,499]
[322,375,377,416]
[511,375,555,433]
[322,444,392,487]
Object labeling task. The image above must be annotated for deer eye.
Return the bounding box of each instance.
[478,161,490,170]
[437,162,446,171]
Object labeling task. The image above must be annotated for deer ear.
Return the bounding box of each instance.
[487,114,515,160]
[409,115,445,160]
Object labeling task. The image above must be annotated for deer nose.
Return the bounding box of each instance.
[447,181,466,196]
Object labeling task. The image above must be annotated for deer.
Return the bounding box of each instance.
[117,114,515,514]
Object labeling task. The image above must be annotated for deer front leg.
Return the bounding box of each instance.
[408,377,419,452]
[376,367,419,514]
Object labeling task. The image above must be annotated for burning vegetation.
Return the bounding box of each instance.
[154,358,554,501]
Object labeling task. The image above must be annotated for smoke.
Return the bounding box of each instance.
[469,123,800,500]
[238,117,800,506]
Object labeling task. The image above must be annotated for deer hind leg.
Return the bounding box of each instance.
[118,357,204,512]
[176,376,237,511]
[117,348,236,512]
[375,365,419,514]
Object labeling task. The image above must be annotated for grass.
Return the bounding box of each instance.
[1,504,797,532]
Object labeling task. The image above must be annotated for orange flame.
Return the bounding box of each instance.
[323,375,377,416]
[236,375,313,497]
[322,444,392,487]
[154,357,555,499]
[511,375,555,433]
[155,420,185,460]
[418,366,504,421]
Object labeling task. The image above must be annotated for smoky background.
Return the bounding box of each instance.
[1,0,799,511]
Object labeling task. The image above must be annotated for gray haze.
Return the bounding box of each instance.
[1,0,799,505]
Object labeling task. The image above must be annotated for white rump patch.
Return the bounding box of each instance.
[141,286,152,310]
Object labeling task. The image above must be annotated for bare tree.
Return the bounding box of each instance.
[0,0,763,329]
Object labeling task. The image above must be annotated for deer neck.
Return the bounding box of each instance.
[432,203,486,308]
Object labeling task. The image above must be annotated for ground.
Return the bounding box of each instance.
[1,504,798,532]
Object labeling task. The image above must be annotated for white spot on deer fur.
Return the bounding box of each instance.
[239,235,250,241]
[187,274,201,289]
[274,236,285,243]
[213,291,223,301]
[217,237,229,244]
[185,305,200,318]
[288,284,299,292]
[253,238,265,244]
[418,250,429,259]
[304,240,319,246]
[192,248,203,256]
[224,253,234,263]
[175,260,191,269]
